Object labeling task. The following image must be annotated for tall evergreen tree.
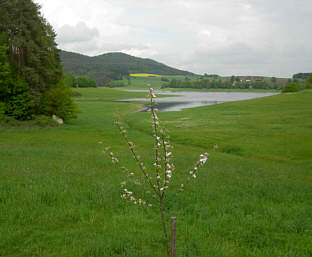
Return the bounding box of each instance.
[0,0,76,120]
[0,32,34,119]
[0,0,62,110]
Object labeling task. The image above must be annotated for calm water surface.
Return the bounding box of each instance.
[119,90,278,112]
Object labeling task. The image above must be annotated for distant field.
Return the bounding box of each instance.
[130,73,162,77]
[0,88,311,256]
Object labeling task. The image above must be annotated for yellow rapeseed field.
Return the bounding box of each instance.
[130,73,161,77]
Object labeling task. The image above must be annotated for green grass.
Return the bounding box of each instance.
[122,76,164,90]
[0,88,311,256]
[121,75,200,90]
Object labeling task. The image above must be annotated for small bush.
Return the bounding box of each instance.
[282,82,301,93]
[305,74,312,89]
[33,115,58,127]
[4,78,34,120]
[106,80,125,88]
[40,79,77,120]
[0,103,16,125]
[0,114,18,126]
[75,75,97,88]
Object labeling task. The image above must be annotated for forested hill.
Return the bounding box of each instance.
[60,50,194,85]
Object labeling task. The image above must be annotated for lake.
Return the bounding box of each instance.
[118,90,279,112]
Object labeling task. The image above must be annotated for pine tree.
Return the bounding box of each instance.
[0,0,62,106]
[0,0,76,120]
[0,32,34,120]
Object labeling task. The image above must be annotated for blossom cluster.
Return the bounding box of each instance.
[109,151,119,164]
[149,89,177,195]
[107,87,209,206]
[188,153,209,179]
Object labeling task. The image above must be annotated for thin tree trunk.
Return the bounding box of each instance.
[160,200,170,257]
[171,217,176,257]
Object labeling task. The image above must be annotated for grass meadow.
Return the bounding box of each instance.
[0,87,311,256]
[122,75,199,90]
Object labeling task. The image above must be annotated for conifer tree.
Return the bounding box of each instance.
[0,0,76,120]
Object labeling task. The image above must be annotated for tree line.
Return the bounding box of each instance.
[0,0,76,121]
[64,73,97,88]
[293,73,312,80]
[161,78,283,90]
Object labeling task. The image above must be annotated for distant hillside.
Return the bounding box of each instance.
[293,73,312,80]
[60,50,194,85]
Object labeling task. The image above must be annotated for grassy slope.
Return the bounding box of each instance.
[0,89,311,256]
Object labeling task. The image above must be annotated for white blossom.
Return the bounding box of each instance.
[200,157,208,164]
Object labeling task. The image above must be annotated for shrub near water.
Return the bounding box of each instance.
[305,74,312,89]
[282,82,301,92]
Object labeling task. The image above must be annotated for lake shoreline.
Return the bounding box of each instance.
[118,90,279,112]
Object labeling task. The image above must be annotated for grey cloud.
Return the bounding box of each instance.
[177,42,312,77]
[57,22,99,43]
[96,43,150,52]
[35,0,312,77]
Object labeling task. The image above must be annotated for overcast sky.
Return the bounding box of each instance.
[34,0,312,77]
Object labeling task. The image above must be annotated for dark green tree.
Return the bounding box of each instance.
[305,74,312,89]
[40,79,77,120]
[4,78,34,120]
[282,82,301,93]
[0,32,34,120]
[0,0,77,121]
[76,75,97,88]
[0,34,11,102]
[0,0,62,109]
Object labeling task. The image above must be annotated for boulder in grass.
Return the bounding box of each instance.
[52,114,63,125]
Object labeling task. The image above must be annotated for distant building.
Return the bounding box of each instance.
[239,76,251,82]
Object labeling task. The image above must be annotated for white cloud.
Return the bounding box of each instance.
[34,0,312,77]
[57,22,99,44]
